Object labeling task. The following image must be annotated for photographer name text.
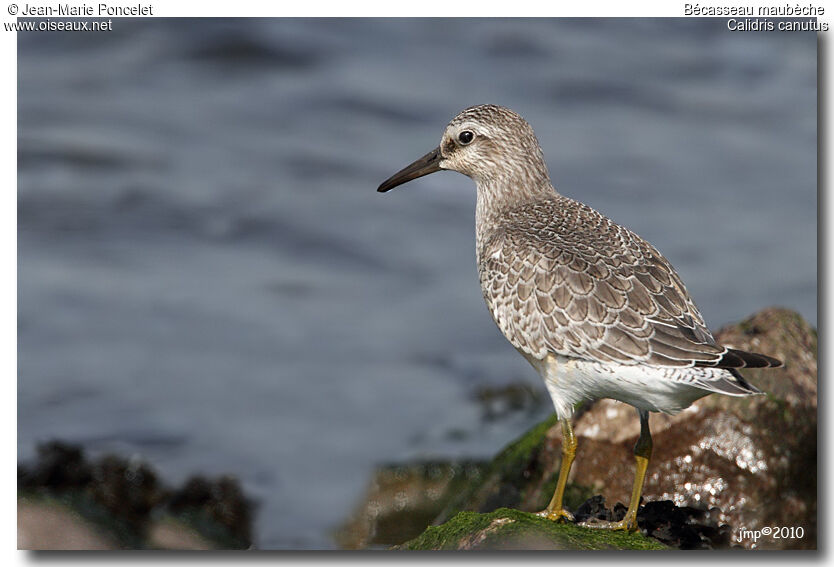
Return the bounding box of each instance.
[19,3,152,16]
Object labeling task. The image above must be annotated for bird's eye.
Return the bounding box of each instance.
[457,131,474,145]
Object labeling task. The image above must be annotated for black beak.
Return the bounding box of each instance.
[377,147,443,193]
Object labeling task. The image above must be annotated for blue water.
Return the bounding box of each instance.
[17,19,816,548]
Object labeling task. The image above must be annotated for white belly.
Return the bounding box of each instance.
[527,354,711,419]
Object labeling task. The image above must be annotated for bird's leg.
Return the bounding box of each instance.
[581,409,652,532]
[619,409,652,530]
[538,418,576,522]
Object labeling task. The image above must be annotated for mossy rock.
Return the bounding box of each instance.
[396,508,668,550]
[436,412,594,524]
[336,460,488,549]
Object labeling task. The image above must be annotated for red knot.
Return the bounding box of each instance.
[378,104,781,531]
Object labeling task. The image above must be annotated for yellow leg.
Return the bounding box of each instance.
[538,418,576,522]
[582,409,652,532]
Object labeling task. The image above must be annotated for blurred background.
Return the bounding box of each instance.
[18,19,816,548]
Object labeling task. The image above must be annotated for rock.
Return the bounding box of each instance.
[17,441,254,550]
[336,461,486,549]
[713,307,817,408]
[18,496,116,550]
[395,508,667,550]
[88,454,166,537]
[574,495,731,549]
[380,308,817,549]
[17,442,92,491]
[147,517,215,550]
[568,307,816,549]
[433,413,594,524]
[391,308,815,550]
[338,379,549,549]
[166,475,254,549]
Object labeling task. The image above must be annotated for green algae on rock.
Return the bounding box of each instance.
[435,412,594,524]
[396,508,668,550]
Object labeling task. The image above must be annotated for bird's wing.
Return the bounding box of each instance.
[478,199,781,369]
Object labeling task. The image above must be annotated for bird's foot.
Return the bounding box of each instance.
[578,515,639,532]
[536,508,575,523]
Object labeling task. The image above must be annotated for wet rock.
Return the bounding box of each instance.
[574,495,731,550]
[569,307,817,549]
[396,507,667,550]
[393,308,815,550]
[17,441,254,549]
[573,494,615,523]
[637,500,731,550]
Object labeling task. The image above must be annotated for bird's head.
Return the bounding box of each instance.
[378,104,550,193]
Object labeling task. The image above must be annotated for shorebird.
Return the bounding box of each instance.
[377,104,781,531]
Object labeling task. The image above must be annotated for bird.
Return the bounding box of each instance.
[376,104,782,531]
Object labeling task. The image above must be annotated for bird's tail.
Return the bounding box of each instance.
[697,347,782,369]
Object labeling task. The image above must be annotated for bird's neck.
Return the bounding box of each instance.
[474,174,558,246]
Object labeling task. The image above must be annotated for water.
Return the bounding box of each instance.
[18,19,817,549]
